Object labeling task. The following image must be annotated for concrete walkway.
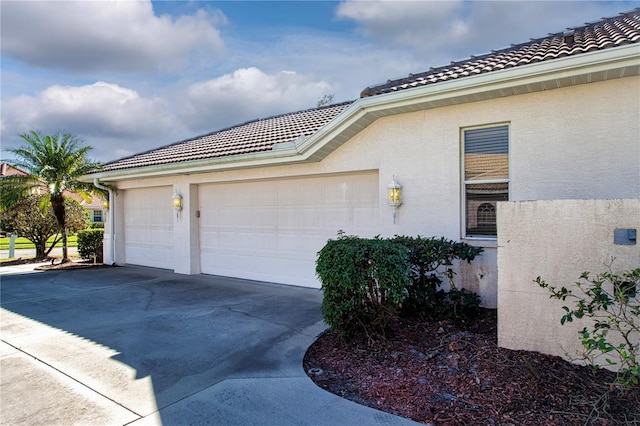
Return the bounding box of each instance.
[0,264,419,425]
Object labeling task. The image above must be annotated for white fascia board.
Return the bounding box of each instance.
[89,44,639,183]
[86,148,308,181]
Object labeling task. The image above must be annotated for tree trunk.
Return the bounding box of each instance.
[35,238,47,258]
[45,235,61,258]
[51,194,70,263]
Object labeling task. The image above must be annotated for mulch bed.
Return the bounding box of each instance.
[304,309,640,425]
[1,257,109,270]
[35,261,109,271]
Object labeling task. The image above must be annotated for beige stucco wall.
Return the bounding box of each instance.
[105,76,640,306]
[497,199,639,368]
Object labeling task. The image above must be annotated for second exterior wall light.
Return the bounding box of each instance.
[172,190,183,220]
[387,176,402,224]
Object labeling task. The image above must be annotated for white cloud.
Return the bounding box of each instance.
[1,82,187,161]
[0,0,225,73]
[0,70,338,162]
[181,67,334,131]
[336,1,634,63]
[336,0,465,48]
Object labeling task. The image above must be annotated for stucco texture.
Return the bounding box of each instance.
[497,198,640,369]
[106,76,639,307]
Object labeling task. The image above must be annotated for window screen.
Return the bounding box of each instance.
[464,125,509,237]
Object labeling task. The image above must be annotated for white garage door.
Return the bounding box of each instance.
[199,172,379,287]
[123,186,174,269]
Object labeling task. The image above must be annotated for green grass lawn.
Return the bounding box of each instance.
[0,235,78,250]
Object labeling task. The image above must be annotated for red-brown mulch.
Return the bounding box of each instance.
[1,257,109,270]
[304,309,640,425]
[35,261,109,271]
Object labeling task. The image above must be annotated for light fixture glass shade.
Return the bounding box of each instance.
[172,191,183,211]
[387,177,402,207]
[102,200,109,209]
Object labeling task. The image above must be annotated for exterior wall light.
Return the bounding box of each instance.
[101,199,109,222]
[387,176,402,224]
[172,191,183,220]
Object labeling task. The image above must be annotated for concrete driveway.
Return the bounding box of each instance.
[0,264,418,425]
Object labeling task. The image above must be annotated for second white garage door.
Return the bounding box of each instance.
[199,171,379,287]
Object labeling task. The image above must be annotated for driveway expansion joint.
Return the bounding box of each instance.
[0,338,144,420]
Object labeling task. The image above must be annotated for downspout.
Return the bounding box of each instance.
[93,178,115,265]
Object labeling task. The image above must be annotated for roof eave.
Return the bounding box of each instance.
[301,43,640,160]
[88,43,639,183]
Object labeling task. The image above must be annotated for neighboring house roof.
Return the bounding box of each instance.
[361,8,640,97]
[1,162,104,208]
[91,9,639,181]
[100,102,353,172]
[0,163,29,177]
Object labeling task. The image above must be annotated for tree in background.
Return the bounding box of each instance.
[316,94,335,107]
[1,194,89,258]
[0,131,101,262]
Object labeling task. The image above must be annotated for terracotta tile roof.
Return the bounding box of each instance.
[100,101,353,172]
[361,8,640,97]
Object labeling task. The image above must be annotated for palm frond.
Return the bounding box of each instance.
[0,174,41,211]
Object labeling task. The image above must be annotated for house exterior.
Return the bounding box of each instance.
[88,10,640,309]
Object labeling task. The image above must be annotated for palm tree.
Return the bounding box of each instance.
[1,131,102,262]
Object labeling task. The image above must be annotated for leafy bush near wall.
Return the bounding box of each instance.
[78,229,104,262]
[316,233,484,340]
[392,236,483,320]
[316,233,410,340]
[89,222,104,229]
[537,267,640,390]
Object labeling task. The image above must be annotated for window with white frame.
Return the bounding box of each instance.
[92,209,103,223]
[463,125,509,238]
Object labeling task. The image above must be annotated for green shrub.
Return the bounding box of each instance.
[537,267,640,390]
[77,229,104,262]
[391,236,483,320]
[444,288,482,321]
[316,233,484,339]
[89,222,104,229]
[316,232,410,340]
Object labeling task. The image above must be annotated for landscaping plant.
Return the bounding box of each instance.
[316,232,410,340]
[392,236,483,321]
[316,233,484,340]
[1,131,102,262]
[536,267,640,390]
[77,228,104,263]
[0,194,88,257]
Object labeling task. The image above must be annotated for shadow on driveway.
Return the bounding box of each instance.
[0,265,419,425]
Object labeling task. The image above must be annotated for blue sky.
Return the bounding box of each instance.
[1,0,638,162]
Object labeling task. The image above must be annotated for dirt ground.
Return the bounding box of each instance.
[304,309,640,425]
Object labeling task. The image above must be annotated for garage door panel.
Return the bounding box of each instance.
[199,172,379,287]
[324,208,350,226]
[124,187,173,269]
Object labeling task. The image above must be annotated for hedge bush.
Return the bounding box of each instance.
[77,229,104,262]
[316,233,410,339]
[316,233,484,340]
[391,236,483,320]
